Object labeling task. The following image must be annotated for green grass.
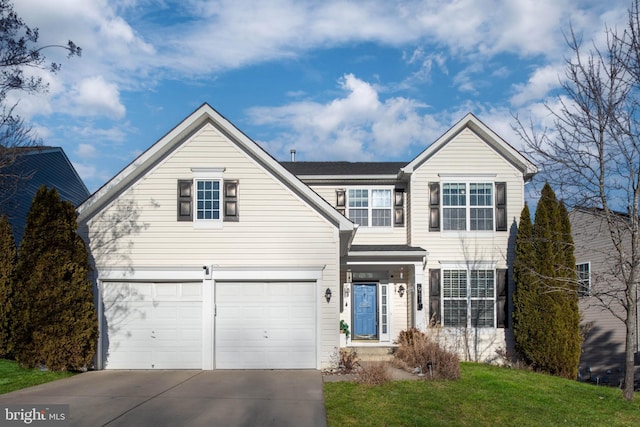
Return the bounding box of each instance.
[324,363,640,426]
[0,359,75,395]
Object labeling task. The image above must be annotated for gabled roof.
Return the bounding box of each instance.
[401,113,538,180]
[77,103,355,237]
[0,147,90,244]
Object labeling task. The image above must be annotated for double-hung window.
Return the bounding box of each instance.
[347,188,392,227]
[577,262,590,297]
[443,268,495,328]
[442,182,493,231]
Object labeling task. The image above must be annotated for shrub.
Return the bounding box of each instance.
[357,362,390,385]
[11,187,98,371]
[339,348,358,373]
[395,327,460,380]
[0,214,16,358]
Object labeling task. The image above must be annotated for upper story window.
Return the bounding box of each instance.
[347,188,392,227]
[431,180,505,232]
[177,167,238,225]
[577,262,590,297]
[442,182,493,231]
[195,180,221,221]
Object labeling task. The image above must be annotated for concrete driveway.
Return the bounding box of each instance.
[0,370,326,427]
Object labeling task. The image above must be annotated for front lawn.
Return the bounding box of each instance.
[0,359,75,395]
[324,363,640,426]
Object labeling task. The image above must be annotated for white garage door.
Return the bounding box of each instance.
[216,282,316,369]
[102,281,202,369]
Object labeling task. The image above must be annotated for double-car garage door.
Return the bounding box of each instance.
[102,281,316,369]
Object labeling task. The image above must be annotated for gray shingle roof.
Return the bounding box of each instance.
[280,161,406,176]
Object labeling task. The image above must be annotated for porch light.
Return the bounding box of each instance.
[325,288,332,303]
[398,284,405,298]
[344,284,350,298]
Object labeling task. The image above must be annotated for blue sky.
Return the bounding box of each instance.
[12,0,630,194]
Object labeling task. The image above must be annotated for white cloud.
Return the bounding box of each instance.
[75,143,98,159]
[68,76,126,119]
[248,74,442,161]
[511,64,564,107]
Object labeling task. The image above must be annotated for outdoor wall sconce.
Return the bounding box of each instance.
[344,283,350,299]
[325,288,332,303]
[398,284,405,298]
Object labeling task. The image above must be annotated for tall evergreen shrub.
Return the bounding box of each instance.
[0,214,16,358]
[513,183,581,379]
[12,186,98,370]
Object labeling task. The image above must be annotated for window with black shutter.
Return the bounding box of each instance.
[177,180,192,221]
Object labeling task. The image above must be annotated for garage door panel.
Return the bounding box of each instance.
[103,282,203,369]
[216,282,316,369]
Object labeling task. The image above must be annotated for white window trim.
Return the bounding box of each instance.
[346,186,394,228]
[577,261,591,297]
[192,168,224,228]
[441,179,496,234]
[440,262,497,329]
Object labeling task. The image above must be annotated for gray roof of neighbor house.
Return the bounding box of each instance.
[0,146,90,245]
[280,161,407,177]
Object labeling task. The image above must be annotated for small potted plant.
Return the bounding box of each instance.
[339,320,350,347]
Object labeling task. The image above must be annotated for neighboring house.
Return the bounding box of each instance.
[570,207,640,381]
[77,103,537,370]
[0,146,90,245]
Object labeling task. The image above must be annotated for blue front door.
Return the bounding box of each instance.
[353,283,377,339]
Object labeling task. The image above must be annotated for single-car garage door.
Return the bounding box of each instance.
[216,281,316,369]
[102,281,202,369]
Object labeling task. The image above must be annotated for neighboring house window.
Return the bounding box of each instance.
[442,268,495,328]
[347,188,392,227]
[577,262,590,297]
[442,182,493,231]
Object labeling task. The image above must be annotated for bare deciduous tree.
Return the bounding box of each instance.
[0,0,80,202]
[514,0,640,400]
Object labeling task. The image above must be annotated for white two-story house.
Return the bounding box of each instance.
[78,104,537,370]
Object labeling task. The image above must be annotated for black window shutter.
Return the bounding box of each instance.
[429,182,440,231]
[495,182,507,231]
[429,269,441,325]
[394,188,405,227]
[177,180,192,222]
[336,189,346,216]
[224,180,239,222]
[496,269,508,328]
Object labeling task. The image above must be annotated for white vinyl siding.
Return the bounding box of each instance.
[410,127,524,267]
[86,123,341,368]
